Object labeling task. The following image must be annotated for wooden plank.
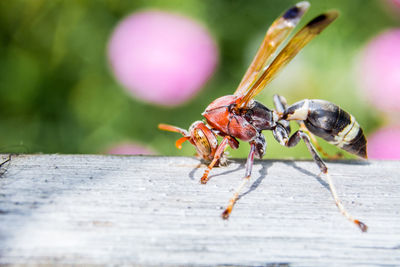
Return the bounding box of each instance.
[0,154,399,266]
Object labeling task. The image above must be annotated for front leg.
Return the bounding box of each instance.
[201,136,230,184]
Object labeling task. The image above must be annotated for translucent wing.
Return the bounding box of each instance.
[237,10,339,108]
[234,1,310,96]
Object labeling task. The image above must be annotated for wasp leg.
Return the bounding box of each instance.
[273,95,291,133]
[200,136,230,184]
[222,142,256,220]
[287,130,328,173]
[298,122,343,160]
[276,129,368,232]
[273,94,288,112]
[0,154,12,177]
[324,171,368,232]
[273,122,327,171]
[158,123,189,136]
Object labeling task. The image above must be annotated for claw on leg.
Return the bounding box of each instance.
[201,170,211,184]
[324,172,368,232]
[221,181,246,220]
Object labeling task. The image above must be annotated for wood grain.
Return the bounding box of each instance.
[0,154,399,266]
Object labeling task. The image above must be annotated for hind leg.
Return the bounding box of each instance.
[273,128,367,232]
[298,122,343,160]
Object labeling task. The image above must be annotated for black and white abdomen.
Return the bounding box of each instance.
[283,99,367,158]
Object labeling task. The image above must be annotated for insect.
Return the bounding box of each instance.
[159,1,368,232]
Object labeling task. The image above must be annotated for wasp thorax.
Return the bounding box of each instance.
[243,100,276,131]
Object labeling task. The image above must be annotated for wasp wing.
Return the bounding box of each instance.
[234,1,310,97]
[237,10,339,108]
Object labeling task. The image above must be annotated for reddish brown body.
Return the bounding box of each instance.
[202,95,257,142]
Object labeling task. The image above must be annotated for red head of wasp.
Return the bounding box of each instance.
[159,1,368,232]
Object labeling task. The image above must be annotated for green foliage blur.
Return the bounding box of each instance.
[0,0,396,158]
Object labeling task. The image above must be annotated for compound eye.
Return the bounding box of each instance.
[189,121,219,161]
[193,128,212,156]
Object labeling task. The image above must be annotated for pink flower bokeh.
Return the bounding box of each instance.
[358,29,400,113]
[382,0,400,18]
[108,10,218,106]
[357,29,400,159]
[107,142,155,155]
[367,126,400,159]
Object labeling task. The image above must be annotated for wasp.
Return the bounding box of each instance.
[159,2,368,232]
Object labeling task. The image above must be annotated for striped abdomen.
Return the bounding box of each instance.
[284,99,367,158]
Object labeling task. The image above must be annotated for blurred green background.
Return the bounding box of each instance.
[0,0,396,159]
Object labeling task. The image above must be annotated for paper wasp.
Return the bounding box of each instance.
[159,2,368,232]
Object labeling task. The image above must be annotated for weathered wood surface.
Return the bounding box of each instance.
[0,154,399,266]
